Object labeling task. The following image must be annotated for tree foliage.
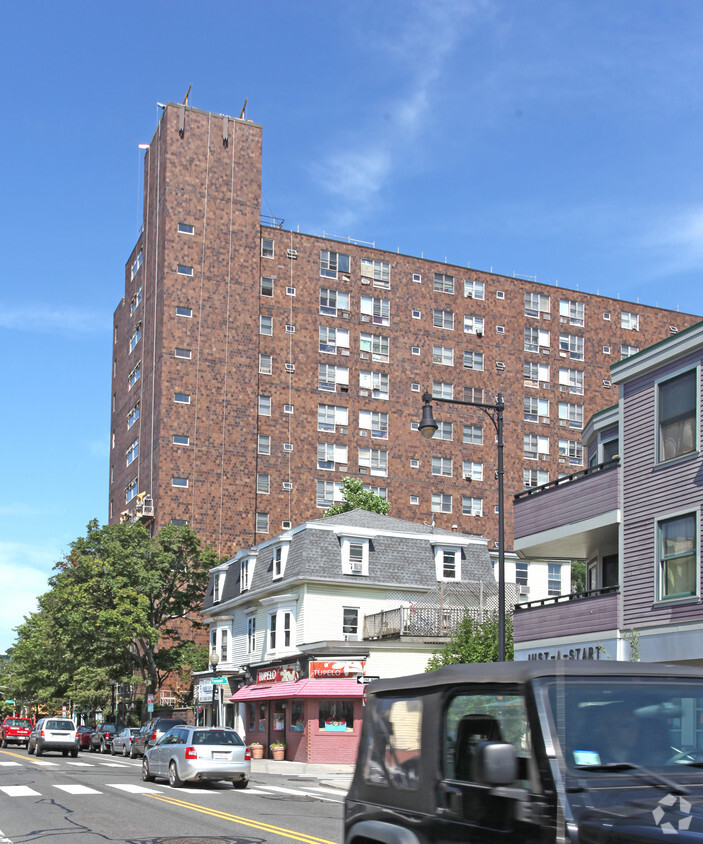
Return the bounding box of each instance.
[426,610,514,669]
[571,560,587,594]
[323,477,391,517]
[6,521,220,715]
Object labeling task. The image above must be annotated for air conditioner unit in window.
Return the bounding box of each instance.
[465,291,474,298]
[542,313,551,320]
[519,585,530,596]
[344,632,361,641]
[540,454,550,461]
[559,385,567,392]
[341,311,351,319]
[359,467,369,473]
[340,349,350,356]
[361,315,370,322]
[361,279,371,285]
[360,352,370,359]
[350,562,363,574]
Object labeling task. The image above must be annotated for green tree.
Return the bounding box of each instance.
[571,561,587,594]
[426,610,514,669]
[323,477,391,517]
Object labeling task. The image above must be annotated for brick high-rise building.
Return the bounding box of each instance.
[109,102,700,562]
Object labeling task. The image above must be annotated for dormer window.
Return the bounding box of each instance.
[272,542,291,580]
[340,536,370,576]
[213,572,222,603]
[240,557,254,592]
[434,546,462,581]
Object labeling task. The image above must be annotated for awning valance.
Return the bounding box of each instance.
[229,677,363,702]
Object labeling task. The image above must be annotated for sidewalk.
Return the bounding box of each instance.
[250,757,354,790]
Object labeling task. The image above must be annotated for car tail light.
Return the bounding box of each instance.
[185,746,198,759]
[245,747,252,761]
[40,730,45,737]
[151,731,157,742]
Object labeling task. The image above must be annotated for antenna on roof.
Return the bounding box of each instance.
[240,97,248,118]
[182,84,192,105]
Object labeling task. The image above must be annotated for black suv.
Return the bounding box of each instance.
[89,722,123,754]
[345,662,703,843]
[130,717,186,759]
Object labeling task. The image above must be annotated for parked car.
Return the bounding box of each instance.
[142,726,250,788]
[0,716,33,748]
[111,726,139,756]
[76,725,93,750]
[27,718,78,757]
[130,717,186,759]
[89,722,123,754]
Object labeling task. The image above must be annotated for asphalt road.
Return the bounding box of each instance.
[0,746,345,844]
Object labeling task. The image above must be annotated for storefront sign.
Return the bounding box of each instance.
[198,682,213,702]
[525,645,604,661]
[310,660,366,678]
[256,664,299,684]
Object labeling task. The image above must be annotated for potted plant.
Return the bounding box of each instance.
[249,741,264,759]
[270,740,286,761]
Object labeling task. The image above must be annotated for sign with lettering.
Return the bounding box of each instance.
[310,660,366,678]
[255,664,299,684]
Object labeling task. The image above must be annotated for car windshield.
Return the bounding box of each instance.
[46,720,74,730]
[546,679,703,771]
[6,719,31,727]
[157,720,183,730]
[192,730,243,746]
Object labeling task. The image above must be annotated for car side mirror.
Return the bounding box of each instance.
[472,742,517,786]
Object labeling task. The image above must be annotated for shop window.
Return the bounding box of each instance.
[319,700,354,732]
[248,703,256,732]
[290,701,305,732]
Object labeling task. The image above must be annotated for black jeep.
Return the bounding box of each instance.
[345,662,703,842]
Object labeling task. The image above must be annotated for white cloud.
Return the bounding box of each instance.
[0,541,58,651]
[0,304,110,335]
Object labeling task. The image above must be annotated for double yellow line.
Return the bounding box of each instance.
[146,791,340,844]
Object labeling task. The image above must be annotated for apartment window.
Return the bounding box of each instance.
[320,288,350,315]
[515,563,529,590]
[361,258,391,287]
[126,438,139,467]
[257,473,270,494]
[287,287,296,296]
[359,370,389,399]
[175,348,191,359]
[172,476,188,488]
[560,299,584,326]
[259,353,272,375]
[410,495,419,505]
[464,315,484,335]
[318,442,348,470]
[220,628,229,660]
[343,607,359,638]
[559,439,583,465]
[363,483,387,500]
[125,478,138,503]
[247,616,256,651]
[284,404,294,414]
[548,563,561,596]
[178,222,194,234]
[173,434,189,446]
[525,292,550,318]
[130,286,143,315]
[463,351,484,371]
[434,272,454,294]
[524,326,550,353]
[268,613,277,650]
[273,545,285,578]
[129,322,142,353]
[431,493,452,514]
[411,346,421,356]
[462,496,483,517]
[317,479,343,508]
[433,309,454,330]
[412,309,421,319]
[432,421,453,441]
[559,402,584,429]
[361,295,390,325]
[432,345,454,366]
[464,386,484,403]
[359,409,389,439]
[432,381,453,400]
[603,345,611,355]
[524,361,550,386]
[258,395,271,416]
[285,324,295,334]
[621,344,639,359]
[359,447,388,476]
[260,315,273,335]
[524,397,550,423]
[131,250,143,280]
[524,469,549,488]
[260,276,274,296]
[257,434,271,455]
[432,456,453,477]
[127,402,140,429]
[261,238,274,258]
[256,512,269,533]
[658,513,697,600]
[212,573,222,605]
[320,250,350,278]
[319,325,350,354]
[621,311,640,331]
[410,458,420,468]
[496,290,505,299]
[174,392,190,404]
[176,306,192,318]
[559,333,584,360]
[177,264,193,276]
[559,368,584,394]
[440,549,459,579]
[463,424,483,445]
[462,461,483,481]
[524,434,550,460]
[283,443,293,452]
[128,361,141,389]
[658,369,697,462]
[318,404,349,433]
[464,279,485,299]
[412,273,422,283]
[241,558,251,592]
[360,333,389,362]
[319,363,350,392]
[285,362,295,373]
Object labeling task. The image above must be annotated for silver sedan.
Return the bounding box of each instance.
[142,726,250,788]
[111,727,139,756]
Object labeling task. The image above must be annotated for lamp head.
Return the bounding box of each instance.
[209,650,220,668]
[418,393,438,439]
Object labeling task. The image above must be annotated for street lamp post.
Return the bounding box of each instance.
[418,391,506,662]
[209,650,220,726]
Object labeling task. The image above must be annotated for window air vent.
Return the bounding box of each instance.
[603,379,612,388]
[286,287,296,296]
[496,361,505,370]
[283,443,293,452]
[282,520,292,529]
[285,363,295,373]
[282,482,293,491]
[286,248,298,259]
[670,325,678,334]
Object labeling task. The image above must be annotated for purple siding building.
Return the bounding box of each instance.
[513,321,703,663]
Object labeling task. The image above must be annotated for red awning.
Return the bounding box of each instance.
[229,677,363,702]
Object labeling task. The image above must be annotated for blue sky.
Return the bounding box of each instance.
[2,0,703,651]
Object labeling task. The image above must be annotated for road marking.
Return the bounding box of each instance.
[306,785,348,796]
[27,760,59,767]
[98,762,130,767]
[146,792,339,844]
[260,784,340,802]
[53,784,102,795]
[66,761,94,766]
[0,786,41,797]
[105,783,160,794]
[0,762,21,767]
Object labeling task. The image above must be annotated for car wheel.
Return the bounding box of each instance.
[168,760,185,788]
[100,741,107,754]
[233,778,249,789]
[1,736,6,748]
[71,748,78,758]
[110,743,115,756]
[62,750,68,757]
[130,745,137,759]
[36,744,43,757]
[27,742,34,755]
[122,744,129,757]
[141,757,155,782]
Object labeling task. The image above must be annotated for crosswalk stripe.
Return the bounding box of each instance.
[98,762,130,767]
[260,785,340,802]
[53,784,102,795]
[105,783,160,794]
[66,761,94,766]
[305,786,348,796]
[27,760,59,767]
[0,762,21,767]
[0,785,41,796]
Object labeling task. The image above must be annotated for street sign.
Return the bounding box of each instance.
[210,677,227,684]
[4,700,14,705]
[147,694,154,704]
[147,702,154,713]
[356,674,380,684]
